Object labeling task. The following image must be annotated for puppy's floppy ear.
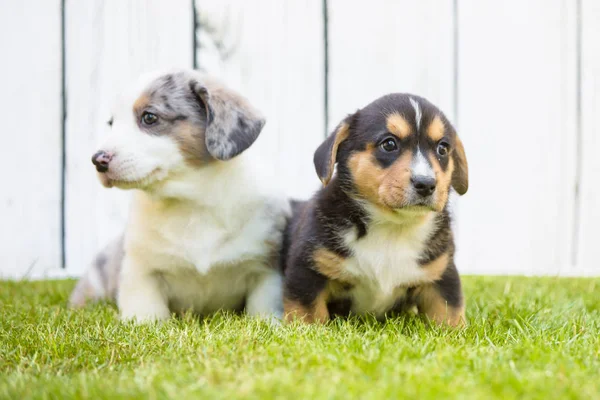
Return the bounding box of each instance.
[451,136,468,195]
[314,117,352,186]
[191,80,265,160]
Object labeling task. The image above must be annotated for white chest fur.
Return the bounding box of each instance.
[341,210,438,315]
[127,193,285,273]
[117,151,288,320]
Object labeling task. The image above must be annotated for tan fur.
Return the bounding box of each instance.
[283,298,310,322]
[428,152,454,212]
[420,252,450,281]
[284,290,329,323]
[416,284,465,327]
[346,145,383,204]
[427,115,445,141]
[133,93,150,114]
[312,248,348,281]
[312,291,330,323]
[386,113,412,139]
[348,148,414,209]
[173,120,210,166]
[321,123,350,186]
[452,136,469,194]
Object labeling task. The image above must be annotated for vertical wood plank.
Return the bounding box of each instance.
[576,0,600,275]
[0,1,62,278]
[455,0,578,275]
[65,0,193,275]
[195,0,326,199]
[328,0,456,129]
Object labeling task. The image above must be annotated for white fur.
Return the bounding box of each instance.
[409,97,422,131]
[341,205,438,316]
[98,72,289,323]
[411,150,434,179]
[98,73,184,189]
[246,272,284,320]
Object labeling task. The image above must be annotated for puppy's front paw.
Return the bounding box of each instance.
[117,283,171,324]
[119,305,171,324]
[255,309,284,327]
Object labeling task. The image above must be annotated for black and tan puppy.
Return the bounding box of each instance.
[282,94,468,326]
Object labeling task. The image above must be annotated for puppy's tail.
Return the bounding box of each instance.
[68,235,124,308]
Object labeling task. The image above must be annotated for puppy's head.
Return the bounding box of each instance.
[314,94,468,212]
[92,69,265,189]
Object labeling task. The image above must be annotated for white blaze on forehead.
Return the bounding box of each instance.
[411,149,434,178]
[409,97,422,131]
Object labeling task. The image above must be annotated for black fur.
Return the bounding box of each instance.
[282,93,467,322]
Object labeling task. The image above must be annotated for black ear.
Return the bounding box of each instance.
[191,80,265,160]
[313,117,351,186]
[452,136,469,195]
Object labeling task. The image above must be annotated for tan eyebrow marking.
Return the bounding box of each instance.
[386,113,412,139]
[133,93,150,114]
[427,115,445,141]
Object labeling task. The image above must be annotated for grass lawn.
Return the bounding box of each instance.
[1,277,599,399]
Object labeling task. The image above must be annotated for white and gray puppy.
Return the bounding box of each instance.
[69,69,289,322]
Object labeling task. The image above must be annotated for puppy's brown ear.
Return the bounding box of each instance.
[192,80,265,160]
[452,136,468,195]
[314,118,351,186]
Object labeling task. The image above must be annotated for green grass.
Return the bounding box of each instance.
[1,277,599,399]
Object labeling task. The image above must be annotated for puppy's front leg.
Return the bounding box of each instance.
[117,256,170,323]
[246,270,284,321]
[415,262,465,327]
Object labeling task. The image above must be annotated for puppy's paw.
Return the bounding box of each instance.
[118,297,171,324]
[119,308,171,324]
[254,309,284,327]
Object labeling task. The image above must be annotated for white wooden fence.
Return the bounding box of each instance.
[1,0,598,279]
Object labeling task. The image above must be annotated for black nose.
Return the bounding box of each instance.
[91,151,113,173]
[411,175,436,197]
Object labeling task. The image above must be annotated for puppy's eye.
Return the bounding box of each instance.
[107,118,113,127]
[141,112,159,125]
[380,138,398,152]
[437,141,450,157]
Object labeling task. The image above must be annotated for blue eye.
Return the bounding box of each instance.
[380,137,398,152]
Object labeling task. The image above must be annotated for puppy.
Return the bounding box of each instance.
[281,94,468,326]
[69,69,289,322]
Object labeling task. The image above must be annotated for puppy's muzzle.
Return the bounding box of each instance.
[92,151,113,173]
[411,175,436,197]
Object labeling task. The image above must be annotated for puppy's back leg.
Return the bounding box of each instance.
[246,270,284,321]
[68,235,124,308]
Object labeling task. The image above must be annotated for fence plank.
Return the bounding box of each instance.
[64,0,193,275]
[576,0,600,275]
[455,0,578,275]
[0,1,62,278]
[195,0,326,199]
[328,0,456,129]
